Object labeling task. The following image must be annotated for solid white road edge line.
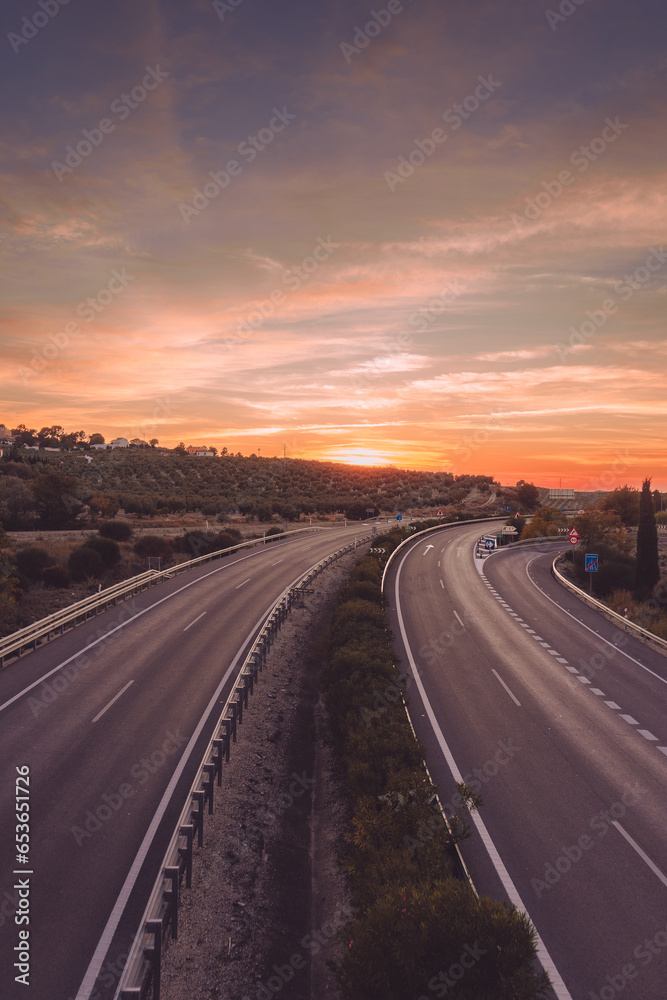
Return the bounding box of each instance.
[79,550,335,1000]
[395,548,573,1000]
[75,614,264,1000]
[91,680,134,724]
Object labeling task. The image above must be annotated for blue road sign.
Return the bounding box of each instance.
[396,514,403,521]
[505,506,510,511]
[485,539,495,550]
[585,553,598,572]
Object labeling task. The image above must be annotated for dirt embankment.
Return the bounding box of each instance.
[159,552,360,1000]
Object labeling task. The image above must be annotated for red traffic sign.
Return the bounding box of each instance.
[568,528,579,544]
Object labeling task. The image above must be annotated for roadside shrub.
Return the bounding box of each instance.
[340,580,382,605]
[42,565,71,588]
[324,541,548,1000]
[84,536,121,568]
[173,531,219,557]
[98,520,133,541]
[68,545,105,581]
[134,535,170,558]
[15,546,51,581]
[573,543,634,596]
[339,882,549,1000]
[173,529,243,558]
[215,529,243,550]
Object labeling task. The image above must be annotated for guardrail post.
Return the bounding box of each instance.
[145,919,163,1000]
[220,720,231,760]
[229,704,237,742]
[194,791,205,847]
[165,867,179,940]
[203,764,215,813]
[242,674,250,706]
[179,824,193,888]
[213,739,224,785]
[236,689,244,725]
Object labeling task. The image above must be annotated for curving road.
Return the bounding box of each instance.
[0,525,371,1000]
[384,521,667,1000]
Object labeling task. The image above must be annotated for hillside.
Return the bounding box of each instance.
[0,448,511,524]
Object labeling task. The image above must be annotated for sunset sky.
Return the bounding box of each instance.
[1,0,665,488]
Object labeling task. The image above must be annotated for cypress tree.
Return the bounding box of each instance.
[635,477,660,595]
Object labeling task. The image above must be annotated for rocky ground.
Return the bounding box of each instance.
[159,550,361,1000]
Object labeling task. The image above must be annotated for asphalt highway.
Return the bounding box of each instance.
[384,521,667,1000]
[0,524,371,1000]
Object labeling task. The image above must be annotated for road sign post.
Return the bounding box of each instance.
[585,553,598,594]
[568,526,579,560]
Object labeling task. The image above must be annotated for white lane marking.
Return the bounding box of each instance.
[604,701,621,710]
[556,657,569,663]
[533,636,544,641]
[0,548,267,716]
[394,550,573,1000]
[491,668,521,707]
[271,558,284,566]
[91,680,134,724]
[440,579,445,589]
[526,629,536,634]
[183,612,207,632]
[526,556,667,689]
[75,548,329,1000]
[658,747,667,757]
[538,641,550,647]
[566,666,579,674]
[638,730,658,741]
[547,650,560,656]
[612,822,667,889]
[590,688,605,696]
[620,714,639,725]
[453,610,465,629]
[235,578,251,589]
[577,676,591,685]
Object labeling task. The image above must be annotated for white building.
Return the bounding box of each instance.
[110,437,130,449]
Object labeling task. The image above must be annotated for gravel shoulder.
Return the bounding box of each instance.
[159,550,361,1000]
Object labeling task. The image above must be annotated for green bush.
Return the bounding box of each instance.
[68,545,105,581]
[84,536,121,568]
[573,543,634,596]
[98,520,133,541]
[339,882,550,1000]
[323,541,549,1000]
[133,535,170,558]
[15,546,51,581]
[42,565,71,588]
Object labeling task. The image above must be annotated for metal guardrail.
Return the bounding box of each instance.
[0,527,326,668]
[552,554,667,655]
[113,533,373,1000]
